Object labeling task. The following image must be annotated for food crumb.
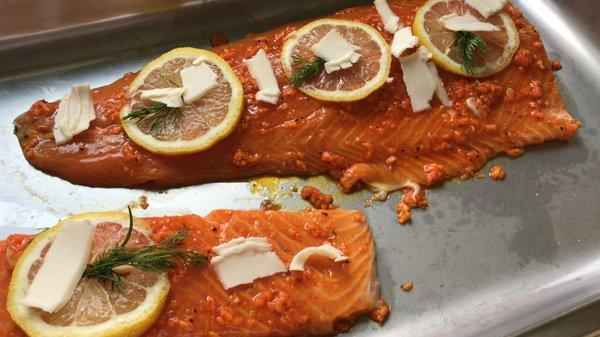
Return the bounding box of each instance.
[550,59,563,71]
[128,195,149,210]
[401,280,413,292]
[290,186,298,192]
[474,172,486,179]
[233,149,260,167]
[372,191,388,201]
[300,186,334,210]
[489,166,507,181]
[402,186,428,210]
[505,147,525,157]
[368,298,390,323]
[260,199,281,211]
[210,33,229,47]
[423,163,446,186]
[395,202,411,225]
[139,195,149,209]
[513,49,533,68]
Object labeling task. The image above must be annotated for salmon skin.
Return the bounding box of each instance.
[14,1,579,190]
[0,210,383,337]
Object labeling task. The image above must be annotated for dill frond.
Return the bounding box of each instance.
[83,207,207,292]
[290,56,326,87]
[122,103,182,136]
[455,31,489,75]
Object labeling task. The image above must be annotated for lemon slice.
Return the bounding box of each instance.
[8,212,170,337]
[121,47,244,155]
[413,0,519,77]
[281,19,391,102]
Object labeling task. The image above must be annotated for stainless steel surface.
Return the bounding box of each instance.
[0,1,599,336]
[0,0,367,78]
[523,301,600,337]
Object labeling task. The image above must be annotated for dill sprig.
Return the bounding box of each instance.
[290,56,326,87]
[455,31,489,75]
[122,103,182,135]
[83,206,207,292]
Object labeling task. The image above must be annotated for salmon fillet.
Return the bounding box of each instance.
[0,241,19,337]
[14,1,579,190]
[0,210,382,337]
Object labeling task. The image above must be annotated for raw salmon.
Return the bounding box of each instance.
[0,210,383,337]
[14,1,579,190]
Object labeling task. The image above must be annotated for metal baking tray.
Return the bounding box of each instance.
[1,0,599,336]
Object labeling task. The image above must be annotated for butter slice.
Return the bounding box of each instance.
[22,220,95,313]
[465,0,507,19]
[140,87,185,108]
[439,13,500,32]
[311,30,362,74]
[53,84,96,145]
[373,0,402,34]
[211,237,286,289]
[243,49,281,104]
[391,27,419,58]
[466,97,485,118]
[180,63,218,104]
[212,237,272,255]
[289,243,348,271]
[399,47,437,113]
[426,62,452,107]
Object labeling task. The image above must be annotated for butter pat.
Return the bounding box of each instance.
[212,237,272,255]
[211,237,286,289]
[290,243,348,271]
[439,13,500,32]
[373,0,401,34]
[426,62,452,107]
[22,220,95,313]
[465,0,507,19]
[391,27,419,58]
[399,47,437,113]
[311,30,362,73]
[53,85,96,145]
[243,49,281,104]
[180,63,218,104]
[140,87,185,108]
